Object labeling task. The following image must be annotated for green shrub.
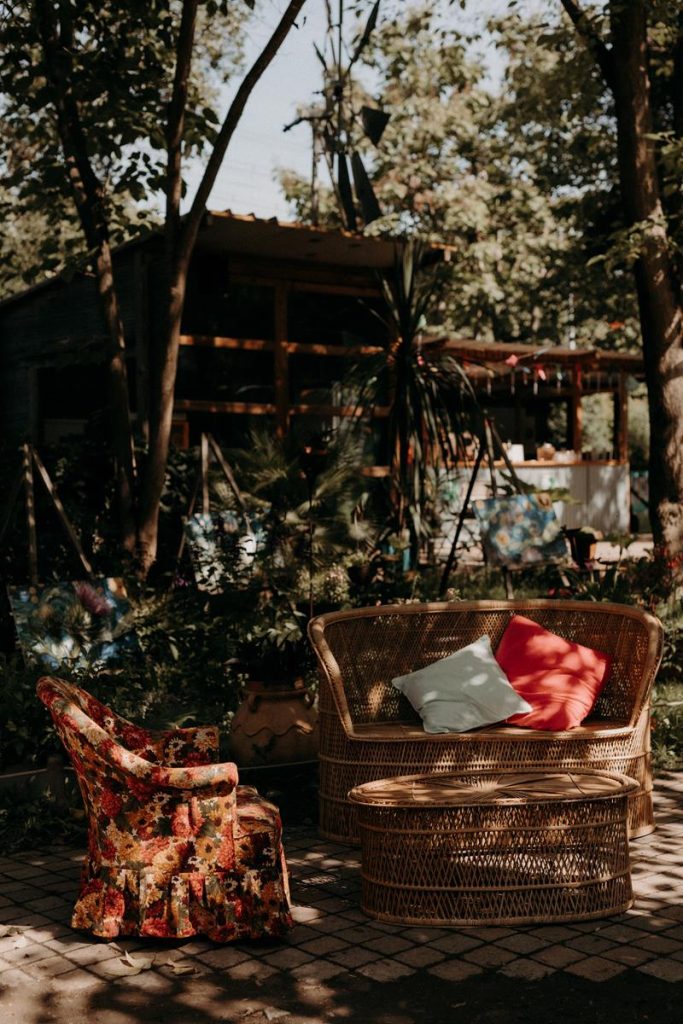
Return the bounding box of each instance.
[0,786,87,853]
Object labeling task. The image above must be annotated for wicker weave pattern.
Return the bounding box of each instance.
[309,601,663,843]
[350,768,637,926]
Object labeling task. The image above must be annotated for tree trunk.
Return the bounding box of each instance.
[136,265,188,575]
[92,242,138,553]
[35,0,137,552]
[136,0,307,575]
[609,0,683,557]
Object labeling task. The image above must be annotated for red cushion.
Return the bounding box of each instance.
[494,615,611,730]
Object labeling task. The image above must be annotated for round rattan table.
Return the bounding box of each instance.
[348,768,638,926]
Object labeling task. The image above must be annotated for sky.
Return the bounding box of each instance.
[184,0,510,221]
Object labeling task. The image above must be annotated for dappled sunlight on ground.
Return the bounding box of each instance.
[0,772,680,1023]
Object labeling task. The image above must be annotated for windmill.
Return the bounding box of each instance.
[284,0,389,230]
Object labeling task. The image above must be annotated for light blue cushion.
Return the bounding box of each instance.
[391,635,532,734]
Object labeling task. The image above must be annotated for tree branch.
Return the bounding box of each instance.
[34,0,137,544]
[33,0,108,249]
[177,0,307,273]
[673,7,683,140]
[559,0,615,92]
[166,0,199,252]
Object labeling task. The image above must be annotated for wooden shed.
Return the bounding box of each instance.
[0,212,406,449]
[0,212,643,531]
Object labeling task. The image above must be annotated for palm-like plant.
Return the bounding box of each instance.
[231,428,375,574]
[199,427,377,685]
[354,240,478,544]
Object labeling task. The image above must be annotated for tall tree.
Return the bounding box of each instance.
[280,2,638,348]
[490,8,641,349]
[137,0,307,575]
[559,0,683,560]
[0,0,307,573]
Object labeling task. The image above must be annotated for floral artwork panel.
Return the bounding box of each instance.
[472,493,569,568]
[184,512,263,594]
[8,578,140,671]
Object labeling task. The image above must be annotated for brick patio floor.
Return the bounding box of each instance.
[0,771,681,1024]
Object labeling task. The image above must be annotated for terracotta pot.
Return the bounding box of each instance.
[229,682,319,767]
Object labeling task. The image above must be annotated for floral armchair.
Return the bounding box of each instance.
[37,677,292,941]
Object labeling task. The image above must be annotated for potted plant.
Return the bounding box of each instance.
[565,526,602,568]
[218,427,379,765]
[227,601,319,768]
[345,548,378,588]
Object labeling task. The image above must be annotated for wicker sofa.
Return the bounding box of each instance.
[308,600,663,845]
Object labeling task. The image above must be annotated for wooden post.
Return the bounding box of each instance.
[274,283,289,436]
[31,448,94,578]
[200,433,210,514]
[571,365,583,454]
[484,417,498,496]
[207,434,249,519]
[23,443,38,584]
[439,442,486,596]
[614,372,629,462]
[175,467,202,571]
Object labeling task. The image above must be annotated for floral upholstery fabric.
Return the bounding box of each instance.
[37,678,292,941]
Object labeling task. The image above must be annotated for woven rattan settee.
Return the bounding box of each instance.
[308,600,663,845]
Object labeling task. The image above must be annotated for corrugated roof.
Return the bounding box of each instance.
[198,209,449,269]
[0,211,452,311]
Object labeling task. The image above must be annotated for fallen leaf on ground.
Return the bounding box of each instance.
[167,960,199,975]
[0,925,22,938]
[99,950,157,976]
[122,950,154,970]
[264,1010,290,1022]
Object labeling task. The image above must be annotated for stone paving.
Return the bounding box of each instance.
[0,771,681,1023]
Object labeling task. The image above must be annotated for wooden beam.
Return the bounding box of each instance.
[31,448,93,578]
[175,467,201,568]
[174,399,277,415]
[289,403,390,418]
[570,366,583,453]
[207,434,248,516]
[180,335,275,351]
[200,433,210,514]
[274,283,289,436]
[178,335,383,358]
[285,341,383,357]
[173,399,390,419]
[614,372,629,463]
[23,443,38,584]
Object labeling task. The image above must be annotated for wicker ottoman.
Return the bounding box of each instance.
[348,768,638,926]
